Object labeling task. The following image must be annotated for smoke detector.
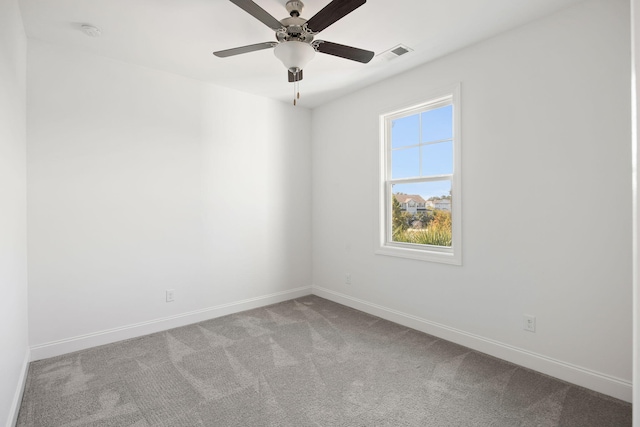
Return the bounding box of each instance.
[80,25,101,37]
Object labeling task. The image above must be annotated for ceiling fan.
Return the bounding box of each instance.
[213,0,374,89]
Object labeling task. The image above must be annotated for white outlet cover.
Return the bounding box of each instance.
[523,314,536,332]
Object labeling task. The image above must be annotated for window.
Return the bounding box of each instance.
[377,85,461,264]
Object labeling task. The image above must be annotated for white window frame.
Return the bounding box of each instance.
[376,84,462,265]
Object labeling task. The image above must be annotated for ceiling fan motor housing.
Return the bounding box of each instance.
[277,15,313,43]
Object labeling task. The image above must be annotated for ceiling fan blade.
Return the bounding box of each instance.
[213,42,277,58]
[229,0,283,30]
[315,41,374,63]
[288,69,303,82]
[305,0,366,33]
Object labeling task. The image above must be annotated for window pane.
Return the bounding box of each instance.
[391,181,452,247]
[391,147,419,178]
[421,105,452,142]
[391,114,419,148]
[421,141,453,175]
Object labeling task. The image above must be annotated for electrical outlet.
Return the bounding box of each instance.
[166,289,175,302]
[345,273,352,285]
[523,314,536,332]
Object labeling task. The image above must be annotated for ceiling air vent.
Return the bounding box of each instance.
[376,44,413,62]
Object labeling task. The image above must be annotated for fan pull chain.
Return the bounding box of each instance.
[293,80,301,106]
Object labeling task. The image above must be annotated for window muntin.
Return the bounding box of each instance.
[378,87,461,264]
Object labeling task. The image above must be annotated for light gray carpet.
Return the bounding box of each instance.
[16,295,631,426]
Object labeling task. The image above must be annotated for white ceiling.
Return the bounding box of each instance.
[18,0,585,108]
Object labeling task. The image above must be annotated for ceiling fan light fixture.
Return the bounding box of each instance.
[274,41,315,73]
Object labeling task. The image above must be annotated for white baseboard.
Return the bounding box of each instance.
[312,285,632,403]
[6,348,30,427]
[30,286,312,361]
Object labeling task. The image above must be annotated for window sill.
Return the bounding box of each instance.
[375,243,461,265]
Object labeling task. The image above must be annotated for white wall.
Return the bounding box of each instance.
[27,41,312,357]
[632,0,639,421]
[0,0,29,425]
[312,0,632,401]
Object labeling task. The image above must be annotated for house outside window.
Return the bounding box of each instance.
[376,85,461,265]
